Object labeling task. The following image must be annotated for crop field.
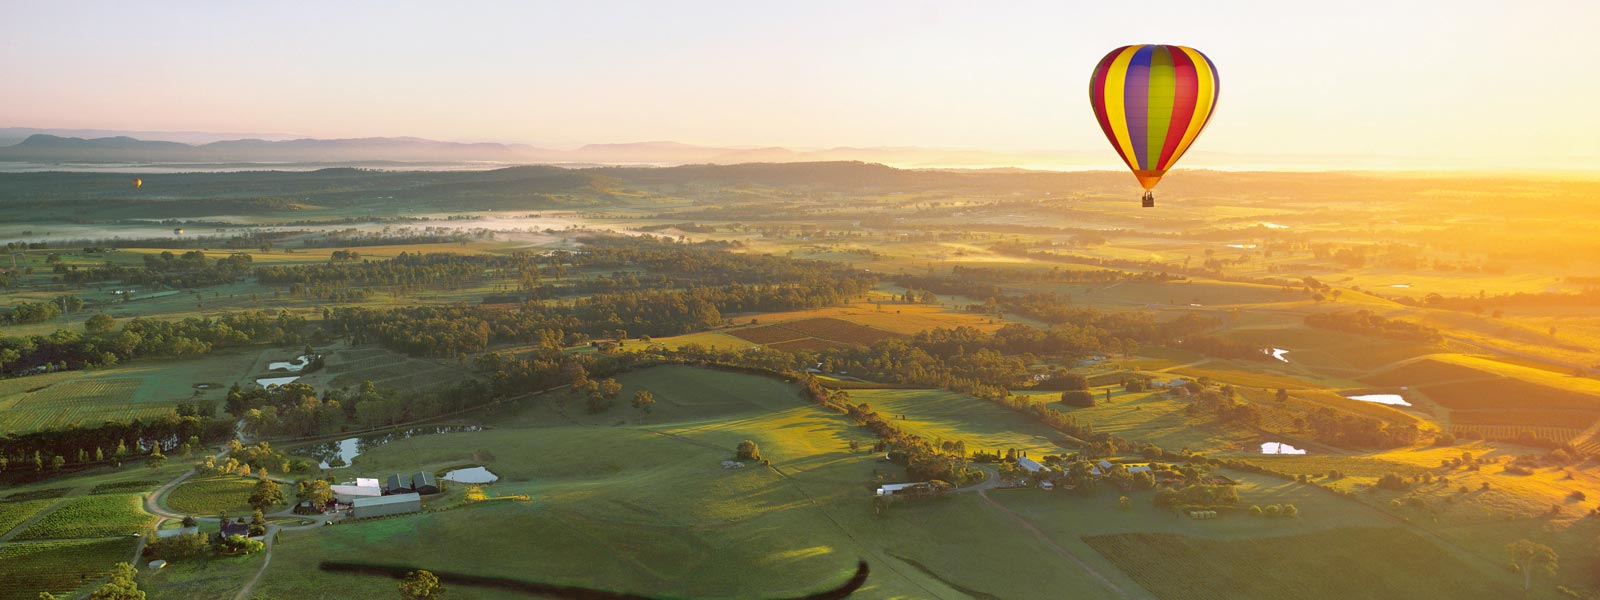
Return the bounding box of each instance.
[164,476,264,516]
[1168,362,1327,391]
[1235,455,1427,480]
[0,378,149,433]
[0,499,56,537]
[1250,389,1425,426]
[1448,409,1598,429]
[1448,424,1583,445]
[1419,378,1600,411]
[727,317,899,350]
[1363,356,1499,387]
[0,537,138,600]
[730,302,1008,335]
[88,480,161,495]
[14,493,156,540]
[1084,527,1518,600]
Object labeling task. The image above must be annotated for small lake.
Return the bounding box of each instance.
[442,466,500,483]
[268,355,312,372]
[1260,441,1307,454]
[294,425,486,469]
[257,375,299,388]
[1269,348,1289,363]
[1225,244,1257,249]
[1261,222,1289,230]
[1345,393,1411,407]
[1389,284,1411,289]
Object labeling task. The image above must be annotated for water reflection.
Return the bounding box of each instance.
[294,425,485,469]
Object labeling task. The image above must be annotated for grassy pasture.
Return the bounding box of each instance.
[164,476,266,516]
[1084,527,1519,600]
[0,537,138,600]
[14,493,156,540]
[848,388,1074,456]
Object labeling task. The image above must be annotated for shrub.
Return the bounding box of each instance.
[1060,390,1095,407]
[1119,496,1132,510]
[1264,504,1282,517]
[1376,473,1409,491]
[1433,433,1456,446]
[1060,374,1089,391]
[1249,505,1263,517]
[1283,504,1298,518]
[735,440,761,461]
[1569,490,1586,502]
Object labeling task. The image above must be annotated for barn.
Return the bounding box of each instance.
[385,473,413,495]
[410,471,440,495]
[352,492,422,519]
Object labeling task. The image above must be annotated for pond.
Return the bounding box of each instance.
[268,355,313,372]
[1345,393,1411,407]
[1389,284,1411,288]
[257,375,299,388]
[294,425,486,469]
[1260,441,1307,454]
[442,466,500,483]
[1261,222,1289,230]
[1269,348,1289,363]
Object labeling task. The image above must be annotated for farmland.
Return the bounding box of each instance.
[163,476,265,516]
[13,493,156,540]
[727,317,900,350]
[0,499,56,537]
[0,537,138,600]
[1084,528,1519,600]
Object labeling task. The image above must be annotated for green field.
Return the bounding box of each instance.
[0,499,56,537]
[847,388,1073,456]
[0,537,138,600]
[1084,527,1518,600]
[14,493,156,540]
[164,476,268,516]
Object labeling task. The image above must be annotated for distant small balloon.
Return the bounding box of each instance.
[132,178,142,189]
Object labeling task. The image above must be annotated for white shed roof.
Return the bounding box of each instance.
[331,485,383,497]
[1016,457,1045,473]
[355,477,381,488]
[876,483,923,496]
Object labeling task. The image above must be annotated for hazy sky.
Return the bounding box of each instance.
[3,1,1596,169]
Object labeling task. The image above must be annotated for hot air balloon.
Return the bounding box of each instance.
[132,178,142,189]
[1089,44,1219,207]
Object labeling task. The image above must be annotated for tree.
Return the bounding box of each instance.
[1118,496,1132,510]
[736,440,761,461]
[249,509,267,536]
[631,390,655,419]
[400,569,445,600]
[1060,390,1095,408]
[88,562,143,600]
[1275,388,1289,404]
[1060,374,1089,391]
[85,313,117,335]
[1506,539,1557,593]
[145,447,166,470]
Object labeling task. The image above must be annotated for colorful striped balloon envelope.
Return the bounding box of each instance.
[1089,44,1219,194]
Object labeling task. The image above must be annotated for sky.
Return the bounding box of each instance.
[2,0,1597,170]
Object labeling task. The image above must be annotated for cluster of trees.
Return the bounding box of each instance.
[0,310,307,374]
[1304,310,1444,343]
[1153,483,1239,509]
[60,250,254,288]
[0,415,231,481]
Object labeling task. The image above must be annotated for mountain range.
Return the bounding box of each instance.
[0,130,1097,169]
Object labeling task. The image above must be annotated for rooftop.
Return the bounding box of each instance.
[354,492,421,507]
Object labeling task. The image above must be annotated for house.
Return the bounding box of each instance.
[1127,465,1152,475]
[352,492,422,519]
[410,471,440,495]
[331,484,383,504]
[385,473,413,495]
[1016,456,1046,474]
[1039,480,1055,491]
[1097,460,1114,470]
[1150,378,1189,389]
[220,521,249,538]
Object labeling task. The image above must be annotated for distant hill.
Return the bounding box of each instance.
[0,131,1089,169]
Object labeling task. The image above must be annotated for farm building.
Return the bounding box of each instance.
[220,521,250,538]
[411,471,440,495]
[331,484,383,504]
[1127,465,1152,475]
[352,492,422,519]
[355,477,381,488]
[385,473,414,494]
[1016,456,1046,473]
[876,481,951,497]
